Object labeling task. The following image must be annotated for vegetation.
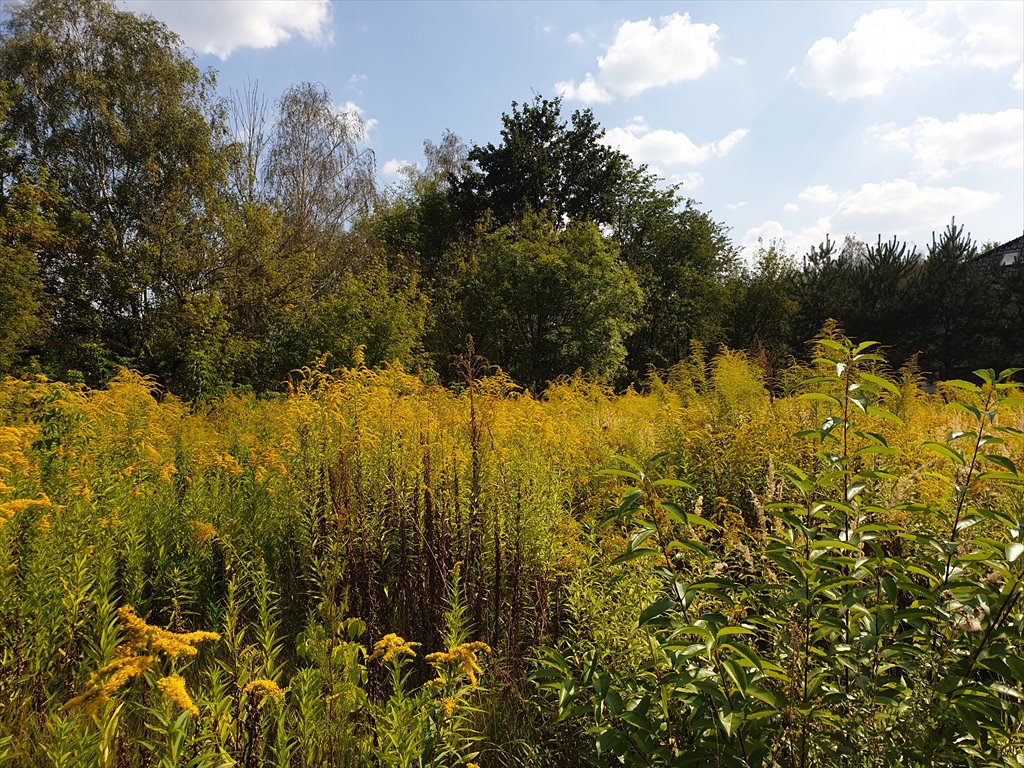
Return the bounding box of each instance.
[1,338,1022,765]
[0,1,1022,765]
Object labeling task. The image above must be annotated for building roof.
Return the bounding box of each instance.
[981,234,1023,267]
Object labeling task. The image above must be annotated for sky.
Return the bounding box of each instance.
[121,0,1023,261]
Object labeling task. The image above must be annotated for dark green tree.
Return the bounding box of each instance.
[0,0,231,382]
[463,210,641,389]
[455,95,629,229]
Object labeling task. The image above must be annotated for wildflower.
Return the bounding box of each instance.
[425,641,492,687]
[158,674,198,716]
[66,606,220,714]
[441,697,456,718]
[368,633,420,663]
[243,678,285,701]
[188,519,217,543]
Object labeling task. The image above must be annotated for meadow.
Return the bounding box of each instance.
[1,335,1022,767]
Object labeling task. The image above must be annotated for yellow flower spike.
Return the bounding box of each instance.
[243,679,284,702]
[441,697,456,718]
[67,606,220,713]
[367,633,420,663]
[425,641,493,687]
[157,674,198,716]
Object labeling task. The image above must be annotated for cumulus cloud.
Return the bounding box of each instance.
[783,202,800,213]
[833,179,1001,234]
[603,118,748,170]
[555,73,611,104]
[382,159,418,181]
[793,3,1024,100]
[125,0,332,59]
[566,31,584,45]
[556,12,719,103]
[1013,63,1023,91]
[871,109,1023,179]
[336,101,378,139]
[741,218,833,262]
[952,1,1024,69]
[727,201,748,210]
[798,185,839,204]
[669,171,706,189]
[791,8,951,100]
[743,176,1003,261]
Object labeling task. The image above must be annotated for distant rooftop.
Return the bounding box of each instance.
[981,234,1024,267]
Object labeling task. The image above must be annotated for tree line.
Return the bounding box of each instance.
[1,0,1020,397]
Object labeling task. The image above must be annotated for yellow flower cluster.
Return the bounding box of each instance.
[117,606,221,659]
[243,678,285,701]
[0,494,55,528]
[367,633,420,663]
[157,674,198,716]
[441,696,456,718]
[66,606,220,714]
[187,519,218,543]
[425,641,492,687]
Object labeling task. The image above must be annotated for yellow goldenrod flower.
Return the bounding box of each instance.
[425,641,492,687]
[367,633,420,663]
[157,674,198,716]
[187,519,217,543]
[243,678,285,701]
[67,606,220,714]
[441,697,456,718]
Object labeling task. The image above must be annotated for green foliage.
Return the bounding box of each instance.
[456,95,629,229]
[538,338,1024,766]
[0,0,231,380]
[464,211,642,389]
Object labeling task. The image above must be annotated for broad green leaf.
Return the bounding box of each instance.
[923,441,965,465]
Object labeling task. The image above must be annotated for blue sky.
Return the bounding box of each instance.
[125,0,1023,260]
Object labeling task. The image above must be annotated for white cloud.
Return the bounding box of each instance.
[871,109,1024,179]
[604,119,748,169]
[1013,63,1024,91]
[952,1,1024,69]
[792,8,951,100]
[741,217,834,262]
[555,73,612,104]
[743,176,1003,261]
[727,201,747,210]
[337,101,378,138]
[783,202,800,213]
[669,171,706,189]
[382,159,418,180]
[566,31,584,45]
[798,185,839,204]
[833,179,1001,234]
[125,0,332,59]
[556,12,719,102]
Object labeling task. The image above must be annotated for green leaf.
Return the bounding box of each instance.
[638,598,676,627]
[944,379,982,393]
[984,454,1018,474]
[859,372,901,395]
[800,392,842,406]
[611,548,660,565]
[923,441,965,465]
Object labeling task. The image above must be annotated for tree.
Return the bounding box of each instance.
[264,82,376,261]
[728,241,798,369]
[455,95,629,228]
[0,0,231,380]
[908,219,1005,377]
[620,193,738,378]
[463,211,641,389]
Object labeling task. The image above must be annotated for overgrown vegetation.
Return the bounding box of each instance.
[1,337,1022,765]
